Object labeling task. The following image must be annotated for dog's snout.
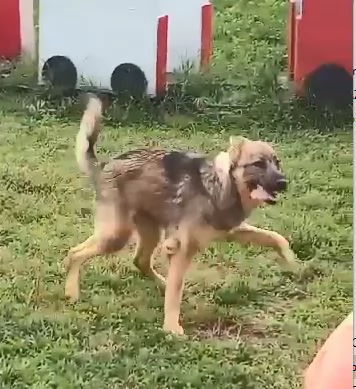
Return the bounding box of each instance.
[275,178,287,191]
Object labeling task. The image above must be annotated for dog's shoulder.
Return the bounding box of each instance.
[161,150,210,183]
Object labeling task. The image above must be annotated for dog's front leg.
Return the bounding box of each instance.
[163,240,197,336]
[230,222,298,270]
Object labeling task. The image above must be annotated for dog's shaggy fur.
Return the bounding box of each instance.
[64,94,297,335]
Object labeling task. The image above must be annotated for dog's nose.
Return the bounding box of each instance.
[275,178,287,191]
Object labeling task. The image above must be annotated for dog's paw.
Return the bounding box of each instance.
[278,248,304,280]
[280,247,300,268]
[64,279,80,303]
[64,291,80,304]
[163,322,185,336]
[162,236,180,257]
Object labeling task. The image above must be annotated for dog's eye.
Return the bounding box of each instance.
[252,160,266,169]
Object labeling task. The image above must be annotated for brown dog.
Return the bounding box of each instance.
[64,93,297,335]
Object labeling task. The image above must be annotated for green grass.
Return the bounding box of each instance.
[0,0,352,388]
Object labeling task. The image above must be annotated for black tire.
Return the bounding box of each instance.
[305,63,352,108]
[110,63,147,100]
[42,55,77,93]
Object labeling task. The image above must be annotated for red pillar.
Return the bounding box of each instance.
[0,0,21,59]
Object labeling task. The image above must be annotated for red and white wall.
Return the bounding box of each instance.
[37,0,213,96]
[156,1,213,94]
[0,0,35,60]
[159,1,213,74]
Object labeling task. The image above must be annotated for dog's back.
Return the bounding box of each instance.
[75,95,245,230]
[99,147,236,229]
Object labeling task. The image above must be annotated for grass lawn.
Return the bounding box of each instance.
[0,0,352,388]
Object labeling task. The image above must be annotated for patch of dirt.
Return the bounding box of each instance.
[188,316,274,341]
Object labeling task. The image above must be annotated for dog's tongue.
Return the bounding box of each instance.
[250,185,274,201]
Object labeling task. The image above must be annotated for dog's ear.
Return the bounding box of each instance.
[229,135,248,146]
[213,151,235,208]
[213,136,250,208]
[214,151,230,177]
[215,136,248,177]
[228,136,248,164]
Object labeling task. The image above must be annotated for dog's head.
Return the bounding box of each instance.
[215,136,287,209]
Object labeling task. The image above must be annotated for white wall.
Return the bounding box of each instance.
[38,0,160,94]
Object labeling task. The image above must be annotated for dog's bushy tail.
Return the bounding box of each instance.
[75,93,103,183]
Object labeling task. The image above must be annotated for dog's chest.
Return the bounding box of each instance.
[202,202,246,232]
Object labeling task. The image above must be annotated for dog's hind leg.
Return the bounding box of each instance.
[64,227,131,302]
[230,222,298,270]
[133,215,166,290]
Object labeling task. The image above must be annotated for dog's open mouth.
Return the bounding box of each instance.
[250,185,279,204]
[264,191,277,205]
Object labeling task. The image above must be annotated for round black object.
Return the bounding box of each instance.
[305,63,352,108]
[110,63,147,99]
[42,55,77,91]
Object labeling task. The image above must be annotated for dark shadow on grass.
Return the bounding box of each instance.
[0,73,352,136]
